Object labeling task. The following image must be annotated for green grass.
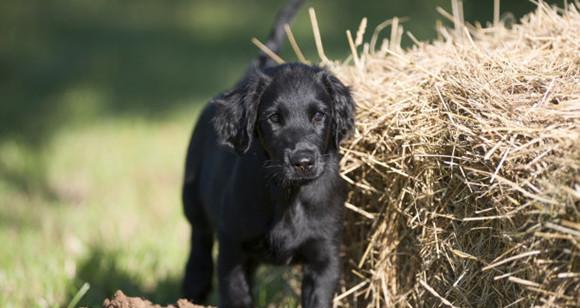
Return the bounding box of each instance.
[0,108,197,307]
[0,106,301,307]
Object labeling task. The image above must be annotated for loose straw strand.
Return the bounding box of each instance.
[309,8,330,64]
[251,37,285,65]
[494,0,501,27]
[284,24,310,64]
[346,30,360,68]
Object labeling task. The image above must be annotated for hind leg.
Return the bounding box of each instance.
[182,181,214,303]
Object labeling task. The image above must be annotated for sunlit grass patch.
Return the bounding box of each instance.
[0,106,201,307]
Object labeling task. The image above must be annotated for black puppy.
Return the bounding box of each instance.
[182,1,355,307]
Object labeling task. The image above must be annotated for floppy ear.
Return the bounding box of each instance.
[319,70,356,147]
[213,70,271,153]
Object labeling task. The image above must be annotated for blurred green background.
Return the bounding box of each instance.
[0,0,561,307]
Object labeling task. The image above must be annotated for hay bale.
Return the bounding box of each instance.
[327,3,579,307]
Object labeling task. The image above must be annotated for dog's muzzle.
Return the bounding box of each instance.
[285,145,321,180]
[289,149,316,174]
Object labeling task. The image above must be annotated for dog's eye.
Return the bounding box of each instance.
[268,113,282,124]
[312,111,326,123]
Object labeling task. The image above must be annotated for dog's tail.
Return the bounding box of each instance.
[255,0,306,69]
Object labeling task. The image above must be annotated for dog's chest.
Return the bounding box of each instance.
[244,201,317,264]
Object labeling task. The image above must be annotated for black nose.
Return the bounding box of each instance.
[290,151,315,172]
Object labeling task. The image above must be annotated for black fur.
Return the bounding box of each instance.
[181,1,355,307]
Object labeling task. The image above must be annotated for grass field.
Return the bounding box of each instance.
[0,108,195,306]
[0,106,303,307]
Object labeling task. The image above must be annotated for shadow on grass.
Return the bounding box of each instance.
[67,245,300,308]
[67,247,183,308]
[0,0,288,199]
[0,0,264,146]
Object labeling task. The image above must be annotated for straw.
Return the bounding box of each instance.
[326,2,580,306]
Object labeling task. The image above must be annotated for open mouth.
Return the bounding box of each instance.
[288,173,320,181]
[285,163,324,182]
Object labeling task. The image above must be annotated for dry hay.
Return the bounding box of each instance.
[255,2,580,306]
[324,2,580,307]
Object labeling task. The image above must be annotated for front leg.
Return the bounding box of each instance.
[301,239,341,308]
[217,237,253,308]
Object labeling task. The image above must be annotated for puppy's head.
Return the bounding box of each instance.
[214,63,355,182]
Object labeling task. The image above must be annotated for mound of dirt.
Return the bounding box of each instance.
[102,290,206,308]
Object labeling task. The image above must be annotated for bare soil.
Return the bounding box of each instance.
[102,290,206,308]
